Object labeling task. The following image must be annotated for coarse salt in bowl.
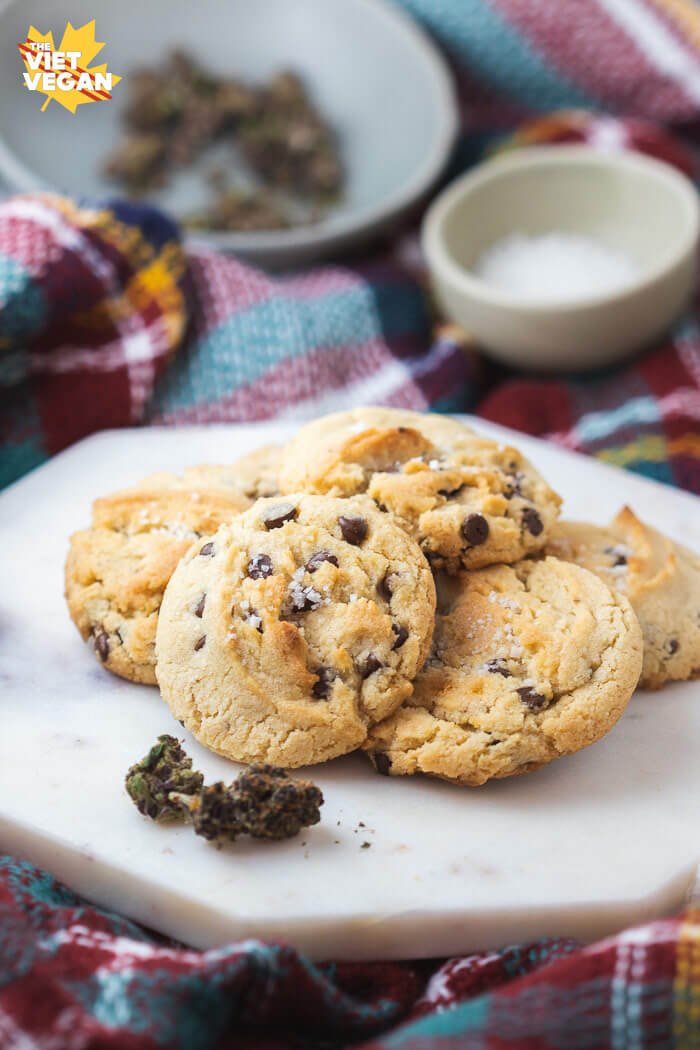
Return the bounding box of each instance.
[422,146,700,372]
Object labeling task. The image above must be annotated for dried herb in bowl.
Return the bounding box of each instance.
[103,51,343,232]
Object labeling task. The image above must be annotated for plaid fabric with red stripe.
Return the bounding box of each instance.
[1,856,700,1049]
[3,2,700,1048]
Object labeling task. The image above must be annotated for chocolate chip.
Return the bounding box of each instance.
[194,635,206,651]
[486,659,512,677]
[262,503,297,529]
[94,631,109,661]
[312,666,336,699]
[378,572,395,602]
[194,594,206,618]
[359,653,383,679]
[305,550,339,573]
[339,515,368,545]
[199,542,215,557]
[247,554,273,579]
[461,513,489,546]
[522,508,543,536]
[517,686,547,711]
[603,546,628,566]
[391,624,408,650]
[667,639,679,656]
[374,752,392,776]
[504,474,524,499]
[438,484,465,498]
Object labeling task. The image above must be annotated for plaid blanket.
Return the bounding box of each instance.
[1,855,698,1050]
[2,1,700,1047]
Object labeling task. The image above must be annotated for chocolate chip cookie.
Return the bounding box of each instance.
[142,444,281,502]
[155,494,436,767]
[364,557,642,785]
[279,408,561,572]
[545,507,700,689]
[65,468,250,684]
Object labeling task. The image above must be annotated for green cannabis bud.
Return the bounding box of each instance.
[125,740,323,844]
[182,782,247,844]
[125,734,204,822]
[231,763,324,840]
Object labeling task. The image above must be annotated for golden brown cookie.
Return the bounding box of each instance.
[545,508,700,689]
[155,494,436,767]
[279,408,561,571]
[65,467,250,684]
[140,444,281,502]
[364,557,643,785]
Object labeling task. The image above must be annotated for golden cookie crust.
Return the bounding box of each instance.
[364,557,642,785]
[65,468,250,684]
[155,494,436,767]
[545,508,700,689]
[139,445,281,502]
[279,408,561,572]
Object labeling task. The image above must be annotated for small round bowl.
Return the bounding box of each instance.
[0,0,457,269]
[422,146,700,372]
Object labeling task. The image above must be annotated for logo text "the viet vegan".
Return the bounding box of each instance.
[23,41,113,93]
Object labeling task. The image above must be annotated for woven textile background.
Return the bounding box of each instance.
[2,2,700,1049]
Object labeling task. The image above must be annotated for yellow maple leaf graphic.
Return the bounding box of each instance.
[18,21,121,114]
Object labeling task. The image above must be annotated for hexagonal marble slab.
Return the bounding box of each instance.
[1,419,698,960]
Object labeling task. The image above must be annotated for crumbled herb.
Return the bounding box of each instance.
[231,763,324,840]
[125,734,203,823]
[125,740,323,845]
[187,178,290,234]
[180,782,247,844]
[103,52,343,231]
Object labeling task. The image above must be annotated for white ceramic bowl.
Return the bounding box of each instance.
[0,0,457,268]
[422,146,700,372]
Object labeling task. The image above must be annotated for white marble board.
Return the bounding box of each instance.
[1,419,699,962]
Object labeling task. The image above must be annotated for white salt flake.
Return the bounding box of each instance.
[474,232,638,302]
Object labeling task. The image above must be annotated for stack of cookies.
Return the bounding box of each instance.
[65,408,700,786]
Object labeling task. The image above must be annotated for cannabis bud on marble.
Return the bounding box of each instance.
[125,735,204,823]
[125,735,323,844]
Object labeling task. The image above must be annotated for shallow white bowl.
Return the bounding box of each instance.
[0,0,457,268]
[422,146,700,372]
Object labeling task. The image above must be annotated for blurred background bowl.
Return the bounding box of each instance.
[422,146,700,372]
[0,0,457,268]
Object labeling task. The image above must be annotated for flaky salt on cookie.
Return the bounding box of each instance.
[364,557,643,785]
[155,494,436,767]
[279,407,561,572]
[546,507,700,689]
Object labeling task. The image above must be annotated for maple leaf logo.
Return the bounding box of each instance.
[18,21,121,114]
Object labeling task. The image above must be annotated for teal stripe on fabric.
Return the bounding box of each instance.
[576,396,661,444]
[0,392,46,489]
[0,254,46,343]
[396,0,596,112]
[430,392,472,413]
[610,457,676,488]
[384,994,491,1045]
[149,281,428,415]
